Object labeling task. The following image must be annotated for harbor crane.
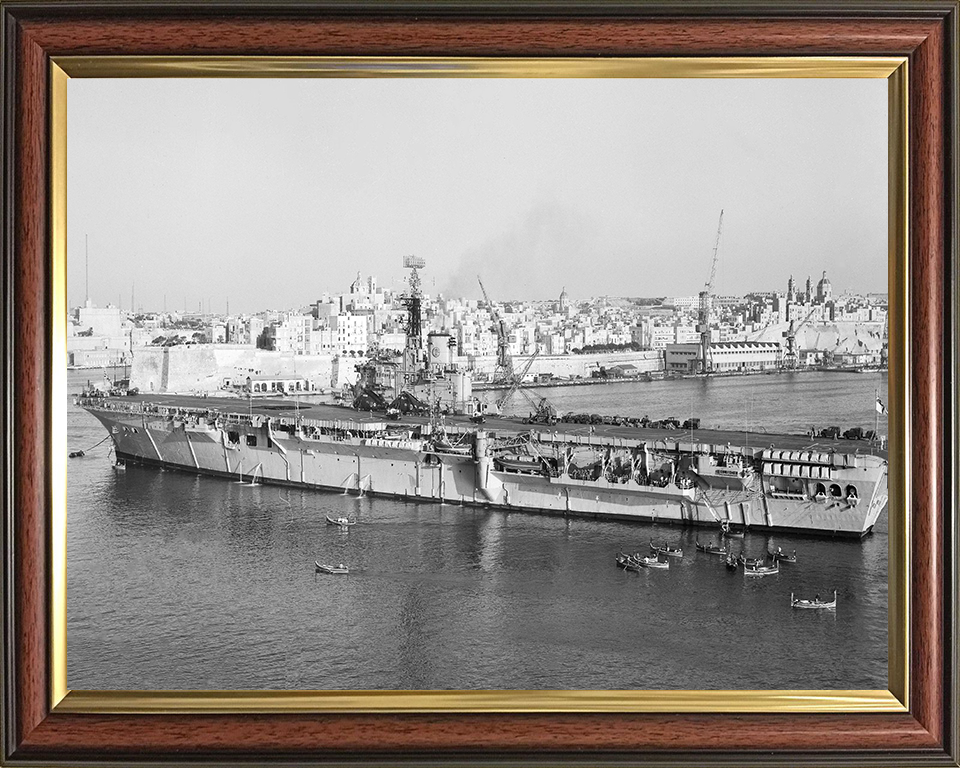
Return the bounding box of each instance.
[697,210,724,374]
[781,305,820,369]
[497,350,557,425]
[496,348,540,412]
[477,275,514,384]
[475,277,558,424]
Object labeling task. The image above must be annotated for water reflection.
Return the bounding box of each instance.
[67,370,887,690]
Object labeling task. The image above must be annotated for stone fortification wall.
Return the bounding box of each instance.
[459,350,664,379]
[130,345,347,394]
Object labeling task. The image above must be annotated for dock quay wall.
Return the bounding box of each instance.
[130,346,346,394]
[459,350,663,379]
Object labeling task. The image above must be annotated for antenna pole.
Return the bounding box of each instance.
[875,386,880,438]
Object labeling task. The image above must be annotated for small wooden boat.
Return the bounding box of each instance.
[791,590,837,609]
[326,516,357,526]
[695,539,726,555]
[637,555,669,569]
[743,562,779,576]
[769,548,798,563]
[724,554,738,571]
[649,540,683,558]
[496,455,543,473]
[616,553,642,572]
[315,561,349,575]
[719,520,745,538]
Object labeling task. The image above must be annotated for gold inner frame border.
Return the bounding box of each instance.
[48,55,909,715]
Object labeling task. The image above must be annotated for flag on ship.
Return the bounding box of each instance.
[875,397,886,415]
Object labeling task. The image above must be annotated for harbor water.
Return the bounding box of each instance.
[67,370,888,691]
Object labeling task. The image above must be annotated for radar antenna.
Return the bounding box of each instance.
[401,255,426,387]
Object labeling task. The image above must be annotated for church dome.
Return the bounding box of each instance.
[816,270,832,302]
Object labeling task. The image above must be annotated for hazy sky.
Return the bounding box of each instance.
[67,77,887,314]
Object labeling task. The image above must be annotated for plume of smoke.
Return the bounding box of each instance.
[444,201,604,302]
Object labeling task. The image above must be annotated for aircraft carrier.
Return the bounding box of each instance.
[77,256,887,537]
[77,391,887,537]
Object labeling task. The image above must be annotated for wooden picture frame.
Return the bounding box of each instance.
[1,2,957,765]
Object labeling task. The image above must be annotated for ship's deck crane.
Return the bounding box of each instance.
[477,276,556,423]
[477,275,514,384]
[498,349,557,425]
[781,305,820,369]
[697,210,724,374]
[497,348,539,412]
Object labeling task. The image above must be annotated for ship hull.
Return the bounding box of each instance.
[92,406,887,538]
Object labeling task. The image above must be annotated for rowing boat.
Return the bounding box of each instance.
[791,590,837,609]
[315,561,349,575]
[770,548,798,563]
[695,539,726,555]
[743,562,779,576]
[649,541,683,558]
[637,555,669,569]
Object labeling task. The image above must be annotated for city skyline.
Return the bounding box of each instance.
[70,267,883,317]
[68,77,886,314]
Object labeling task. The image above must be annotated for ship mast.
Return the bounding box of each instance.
[401,255,426,389]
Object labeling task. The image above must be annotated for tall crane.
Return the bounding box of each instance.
[497,348,540,412]
[781,305,820,369]
[477,275,514,383]
[697,210,724,374]
[477,276,556,423]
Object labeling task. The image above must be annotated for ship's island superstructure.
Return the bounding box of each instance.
[78,258,888,537]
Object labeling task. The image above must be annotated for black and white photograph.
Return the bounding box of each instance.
[65,75,889,692]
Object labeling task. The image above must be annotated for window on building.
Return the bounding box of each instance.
[246,435,258,447]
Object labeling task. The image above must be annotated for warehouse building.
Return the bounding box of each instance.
[665,341,782,373]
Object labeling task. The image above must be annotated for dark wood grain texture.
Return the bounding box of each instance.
[12,16,947,56]
[1,4,956,766]
[908,16,946,748]
[10,10,49,752]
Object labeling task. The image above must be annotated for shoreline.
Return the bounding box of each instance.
[474,366,888,392]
